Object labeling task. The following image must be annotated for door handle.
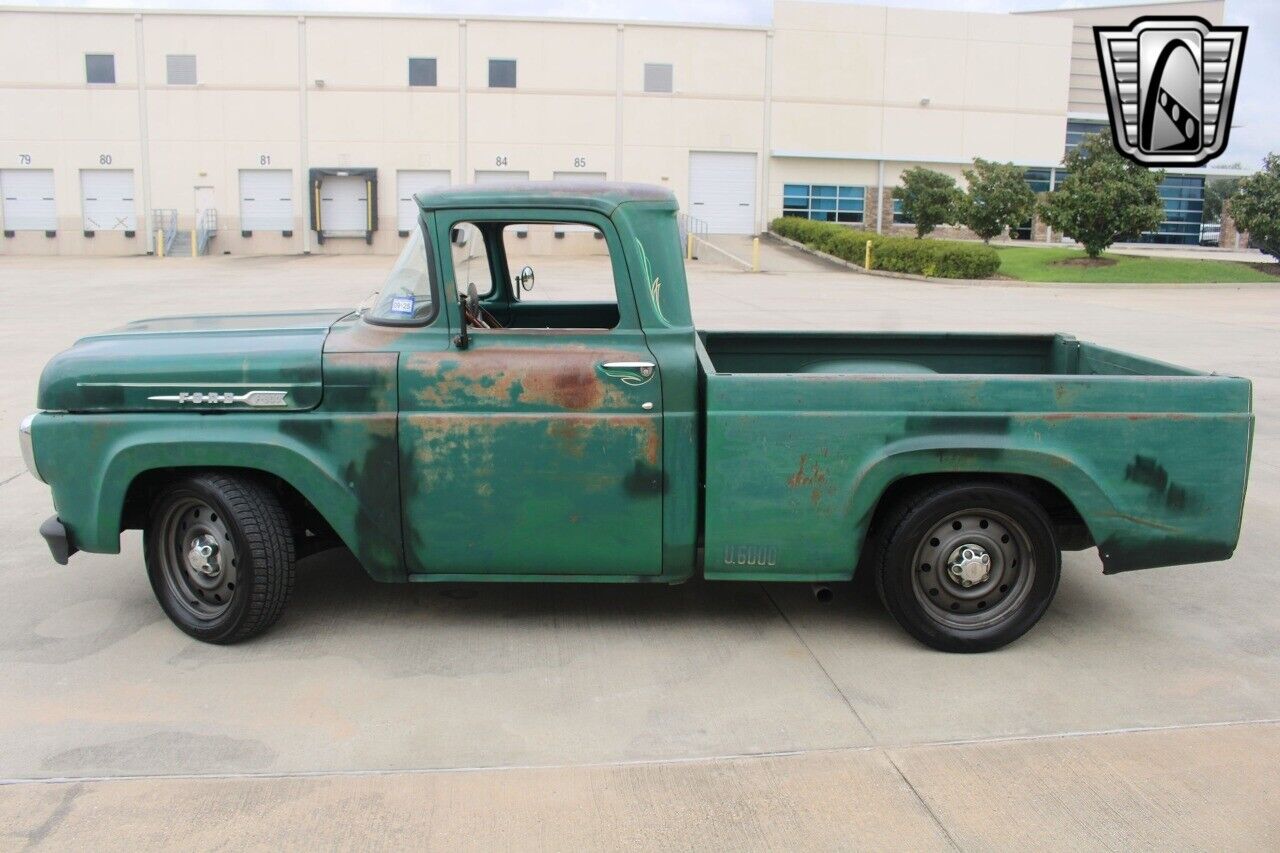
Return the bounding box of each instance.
[600,361,656,386]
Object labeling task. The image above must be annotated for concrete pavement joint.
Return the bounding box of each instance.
[3,717,1276,790]
[884,752,962,852]
[760,583,874,739]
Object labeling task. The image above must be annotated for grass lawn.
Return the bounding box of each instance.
[995,246,1280,284]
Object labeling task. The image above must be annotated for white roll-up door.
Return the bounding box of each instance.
[688,152,757,234]
[474,170,529,184]
[1,169,56,231]
[239,169,293,231]
[319,175,368,233]
[396,170,450,231]
[80,169,136,231]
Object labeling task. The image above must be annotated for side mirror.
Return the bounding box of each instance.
[450,226,469,248]
[516,265,535,293]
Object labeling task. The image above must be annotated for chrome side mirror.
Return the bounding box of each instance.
[516,265,535,293]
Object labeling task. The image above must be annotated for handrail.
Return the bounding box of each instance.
[152,208,178,255]
[196,209,217,255]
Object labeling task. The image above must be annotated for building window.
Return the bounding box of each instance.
[488,59,516,88]
[892,197,911,225]
[1141,175,1204,245]
[85,54,115,84]
[408,57,437,87]
[644,63,673,93]
[166,54,197,85]
[783,184,864,223]
[1013,168,1053,238]
[1065,119,1108,154]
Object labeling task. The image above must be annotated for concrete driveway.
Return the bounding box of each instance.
[1,247,1277,849]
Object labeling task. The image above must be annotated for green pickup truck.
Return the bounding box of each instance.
[20,183,1254,651]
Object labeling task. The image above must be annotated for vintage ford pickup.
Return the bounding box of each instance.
[21,183,1254,651]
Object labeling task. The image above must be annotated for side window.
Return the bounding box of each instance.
[502,222,617,308]
[449,222,495,297]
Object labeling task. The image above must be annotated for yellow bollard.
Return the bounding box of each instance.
[865,239,873,270]
[686,233,694,261]
[155,229,164,258]
[752,236,760,272]
[191,229,198,258]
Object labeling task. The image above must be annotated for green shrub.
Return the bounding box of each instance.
[770,217,999,279]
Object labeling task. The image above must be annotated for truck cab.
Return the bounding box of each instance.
[23,182,1254,651]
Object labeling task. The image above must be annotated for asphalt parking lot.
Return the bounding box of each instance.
[1,244,1278,849]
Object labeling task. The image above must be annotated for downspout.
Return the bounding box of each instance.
[759,30,774,233]
[298,16,311,254]
[876,160,884,234]
[134,13,154,254]
[615,24,624,180]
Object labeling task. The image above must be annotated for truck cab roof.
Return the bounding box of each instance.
[414,180,677,215]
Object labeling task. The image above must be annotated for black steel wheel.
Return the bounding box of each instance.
[144,473,295,644]
[874,483,1060,652]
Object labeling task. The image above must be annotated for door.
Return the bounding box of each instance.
[319,175,367,233]
[239,169,293,231]
[396,170,449,232]
[688,151,756,234]
[398,213,664,577]
[194,185,215,222]
[0,169,56,231]
[80,169,136,231]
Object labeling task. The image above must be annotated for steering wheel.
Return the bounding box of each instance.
[462,282,501,329]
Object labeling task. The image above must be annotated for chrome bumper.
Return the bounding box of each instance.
[19,412,43,483]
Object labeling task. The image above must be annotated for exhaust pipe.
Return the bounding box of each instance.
[811,584,833,603]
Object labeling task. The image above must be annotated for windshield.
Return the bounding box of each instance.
[364,227,435,324]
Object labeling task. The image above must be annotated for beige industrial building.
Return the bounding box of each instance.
[0,0,1241,256]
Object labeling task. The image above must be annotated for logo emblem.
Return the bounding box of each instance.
[1094,16,1247,167]
[148,390,289,407]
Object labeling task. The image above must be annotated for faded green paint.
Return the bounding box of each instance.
[27,182,1253,587]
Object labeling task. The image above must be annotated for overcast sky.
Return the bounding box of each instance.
[12,0,1276,168]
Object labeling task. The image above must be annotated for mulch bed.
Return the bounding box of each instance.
[1246,262,1280,276]
[1051,257,1118,268]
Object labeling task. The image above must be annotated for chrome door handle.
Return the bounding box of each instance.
[600,361,656,386]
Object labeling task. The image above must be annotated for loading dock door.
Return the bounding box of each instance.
[474,170,530,184]
[396,170,450,232]
[239,169,293,231]
[319,175,368,234]
[688,152,757,234]
[81,169,136,231]
[1,169,56,231]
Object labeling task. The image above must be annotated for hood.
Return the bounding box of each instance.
[38,309,349,413]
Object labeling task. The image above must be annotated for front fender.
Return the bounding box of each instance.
[36,411,403,582]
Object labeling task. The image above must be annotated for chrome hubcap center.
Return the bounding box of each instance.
[186,534,222,578]
[947,543,991,587]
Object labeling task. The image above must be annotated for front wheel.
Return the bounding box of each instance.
[874,483,1060,652]
[144,473,296,644]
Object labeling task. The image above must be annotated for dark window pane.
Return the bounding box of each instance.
[489,59,516,88]
[409,57,437,87]
[86,54,115,84]
[643,63,673,93]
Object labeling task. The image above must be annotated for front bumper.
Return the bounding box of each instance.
[40,516,77,565]
[19,412,43,483]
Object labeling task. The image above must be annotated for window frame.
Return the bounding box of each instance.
[436,208,641,334]
[488,58,517,89]
[362,214,444,328]
[85,53,116,85]
[643,63,673,94]
[782,183,865,224]
[408,56,437,87]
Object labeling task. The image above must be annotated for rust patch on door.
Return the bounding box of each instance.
[405,348,637,411]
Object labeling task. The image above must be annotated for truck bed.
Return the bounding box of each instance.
[696,331,1253,579]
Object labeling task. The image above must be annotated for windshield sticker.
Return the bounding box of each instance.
[389,295,415,315]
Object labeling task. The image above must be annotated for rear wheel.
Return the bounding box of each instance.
[874,483,1060,652]
[144,473,295,644]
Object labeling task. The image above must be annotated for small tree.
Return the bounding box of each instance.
[1038,133,1164,258]
[960,158,1037,243]
[897,167,964,238]
[1228,154,1280,260]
